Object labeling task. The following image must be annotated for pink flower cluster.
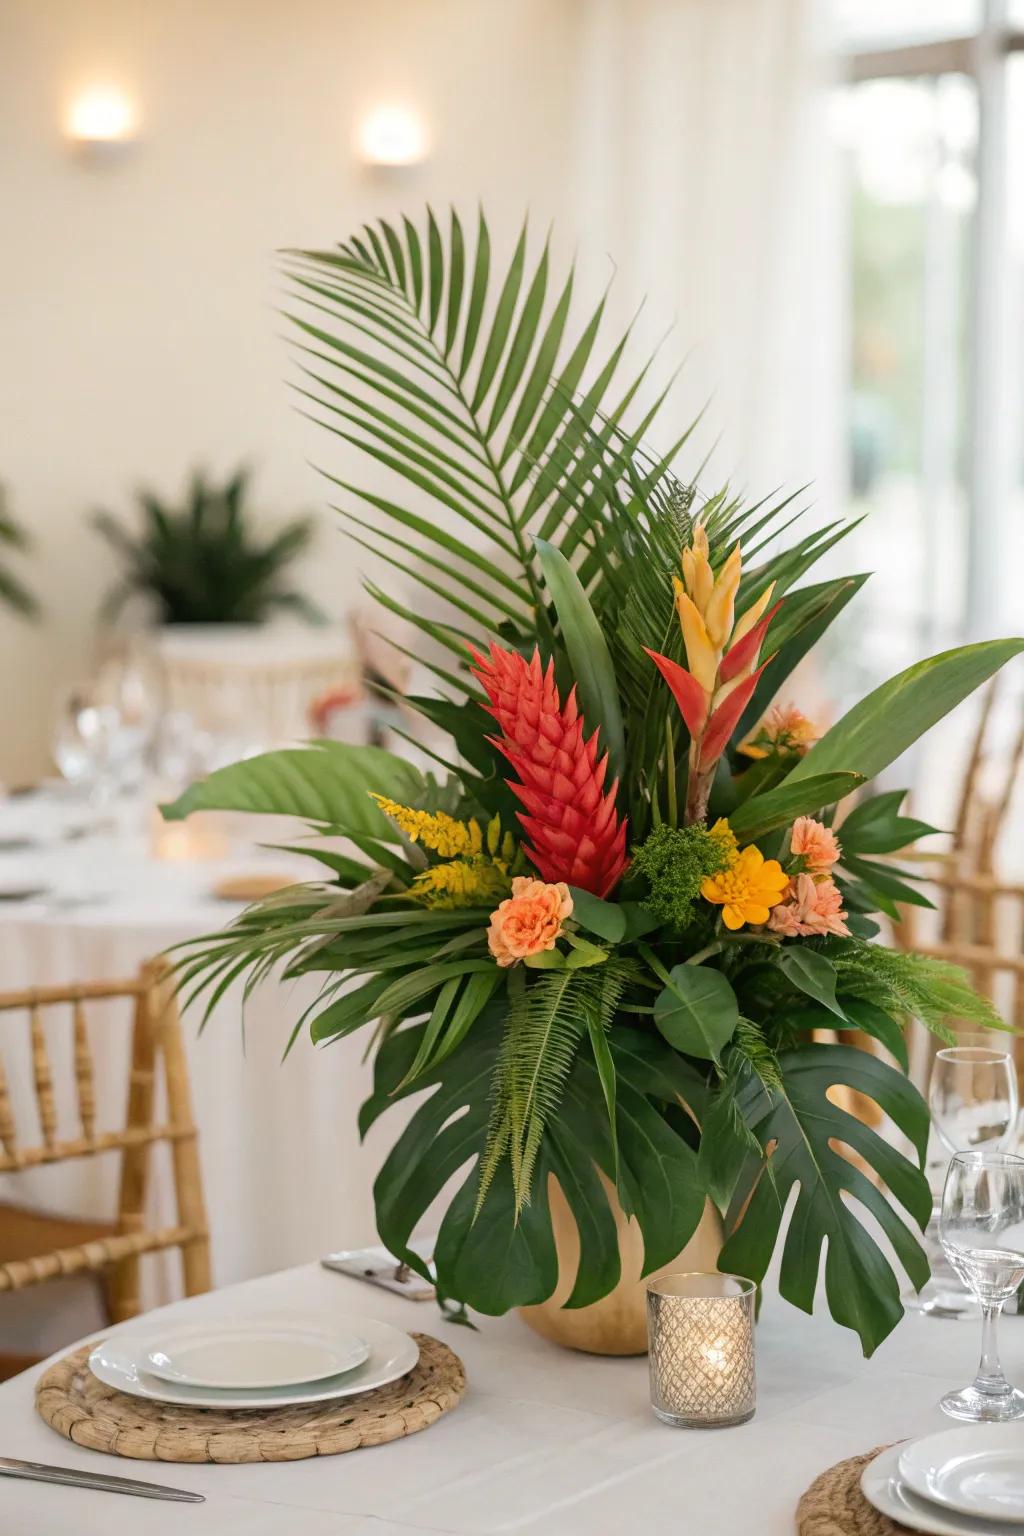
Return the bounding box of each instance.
[768,816,850,938]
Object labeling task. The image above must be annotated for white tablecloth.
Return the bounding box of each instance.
[2,1261,1021,1534]
[0,792,393,1339]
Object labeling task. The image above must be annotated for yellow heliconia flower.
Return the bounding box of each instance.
[672,583,719,695]
[703,544,742,649]
[370,796,483,858]
[700,843,789,931]
[410,859,511,909]
[729,581,776,649]
[681,525,714,614]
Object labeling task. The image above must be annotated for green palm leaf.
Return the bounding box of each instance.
[282,210,675,672]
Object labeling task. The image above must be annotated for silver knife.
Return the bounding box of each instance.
[0,1456,204,1502]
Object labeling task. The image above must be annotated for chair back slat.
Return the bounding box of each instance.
[72,999,95,1141]
[29,1005,57,1147]
[0,961,211,1322]
[0,1055,16,1156]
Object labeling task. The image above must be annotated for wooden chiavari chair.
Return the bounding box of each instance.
[895,677,1024,1087]
[0,960,210,1378]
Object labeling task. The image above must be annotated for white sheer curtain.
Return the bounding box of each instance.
[569,0,840,507]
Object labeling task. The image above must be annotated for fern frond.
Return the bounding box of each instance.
[475,958,638,1217]
[832,944,1007,1042]
[730,1016,783,1093]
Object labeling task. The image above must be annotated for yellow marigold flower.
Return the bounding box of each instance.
[409,859,511,909]
[708,817,739,863]
[370,795,483,858]
[700,844,789,931]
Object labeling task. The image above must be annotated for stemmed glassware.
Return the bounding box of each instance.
[938,1150,1024,1421]
[53,688,124,805]
[908,1041,1019,1317]
[931,1044,1019,1156]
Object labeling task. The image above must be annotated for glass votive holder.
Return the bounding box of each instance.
[646,1272,756,1428]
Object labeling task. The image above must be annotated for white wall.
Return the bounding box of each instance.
[0,0,584,780]
[0,0,831,782]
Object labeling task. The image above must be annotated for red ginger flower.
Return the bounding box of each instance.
[469,644,628,898]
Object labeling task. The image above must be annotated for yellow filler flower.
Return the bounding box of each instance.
[700,844,788,930]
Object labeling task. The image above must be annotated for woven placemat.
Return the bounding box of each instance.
[35,1332,464,1463]
[797,1446,913,1536]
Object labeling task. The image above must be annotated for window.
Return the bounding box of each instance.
[831,0,980,49]
[829,0,1023,685]
[837,74,976,678]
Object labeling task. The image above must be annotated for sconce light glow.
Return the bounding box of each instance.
[356,105,428,167]
[66,88,137,144]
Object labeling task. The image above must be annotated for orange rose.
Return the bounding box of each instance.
[487,877,573,967]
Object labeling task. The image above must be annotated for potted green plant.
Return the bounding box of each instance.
[0,484,39,619]
[92,466,323,628]
[163,211,1022,1359]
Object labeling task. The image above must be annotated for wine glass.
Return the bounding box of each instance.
[931,1045,1019,1155]
[53,688,123,805]
[908,1041,1018,1317]
[938,1150,1024,1421]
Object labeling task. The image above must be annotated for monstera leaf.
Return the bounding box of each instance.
[361,1014,705,1314]
[719,1042,931,1356]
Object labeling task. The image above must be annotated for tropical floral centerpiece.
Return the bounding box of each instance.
[166,210,1023,1356]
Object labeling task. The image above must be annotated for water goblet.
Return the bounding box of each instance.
[938,1149,1024,1421]
[930,1044,1019,1156]
[907,1042,1019,1319]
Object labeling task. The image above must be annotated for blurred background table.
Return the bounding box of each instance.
[0,786,387,1356]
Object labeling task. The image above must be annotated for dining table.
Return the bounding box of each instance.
[1,1258,1021,1535]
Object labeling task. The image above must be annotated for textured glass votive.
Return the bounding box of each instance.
[646,1272,756,1428]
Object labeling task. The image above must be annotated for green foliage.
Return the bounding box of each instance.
[162,742,426,841]
[630,823,729,927]
[364,1014,705,1315]
[838,790,939,856]
[728,772,864,841]
[92,467,322,625]
[533,537,625,779]
[719,1043,932,1356]
[652,962,740,1063]
[477,959,636,1214]
[829,941,1008,1042]
[787,639,1024,787]
[0,484,39,618]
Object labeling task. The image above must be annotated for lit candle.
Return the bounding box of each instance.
[646,1272,756,1428]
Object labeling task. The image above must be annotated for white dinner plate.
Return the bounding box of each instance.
[861,1445,1022,1536]
[138,1317,369,1389]
[899,1428,1024,1525]
[89,1316,418,1409]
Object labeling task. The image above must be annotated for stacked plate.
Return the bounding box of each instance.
[88,1313,418,1410]
[862,1427,1024,1535]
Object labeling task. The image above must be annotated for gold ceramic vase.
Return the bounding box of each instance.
[519,1174,725,1356]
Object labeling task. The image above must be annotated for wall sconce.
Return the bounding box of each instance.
[65,87,138,155]
[356,105,429,168]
